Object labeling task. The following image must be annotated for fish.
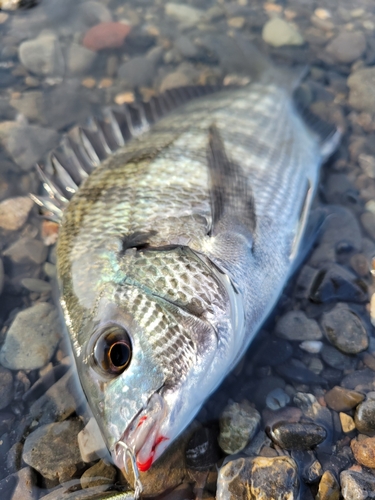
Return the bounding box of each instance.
[33,40,340,478]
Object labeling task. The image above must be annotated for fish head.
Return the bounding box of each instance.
[74,269,227,473]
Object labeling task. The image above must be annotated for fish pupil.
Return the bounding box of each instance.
[109,342,130,368]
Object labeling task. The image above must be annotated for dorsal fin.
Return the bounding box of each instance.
[33,85,229,221]
[206,124,256,240]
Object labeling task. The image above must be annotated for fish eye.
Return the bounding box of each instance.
[93,326,132,376]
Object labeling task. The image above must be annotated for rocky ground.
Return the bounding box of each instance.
[1,0,375,498]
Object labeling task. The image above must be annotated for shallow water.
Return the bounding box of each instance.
[1,0,375,499]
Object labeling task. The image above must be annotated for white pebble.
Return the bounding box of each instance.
[299,340,323,354]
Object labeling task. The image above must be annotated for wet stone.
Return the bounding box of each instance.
[185,426,221,471]
[67,44,96,76]
[268,421,326,450]
[118,56,157,88]
[300,340,323,354]
[262,17,304,47]
[0,302,61,370]
[22,419,83,482]
[321,304,368,354]
[21,278,52,293]
[275,361,326,385]
[310,265,367,304]
[316,470,340,500]
[348,68,375,114]
[361,212,375,241]
[39,485,119,500]
[3,237,48,265]
[326,31,366,64]
[275,310,322,341]
[355,400,375,435]
[165,3,204,26]
[78,417,109,463]
[265,388,290,410]
[0,367,13,410]
[340,413,356,433]
[321,345,356,371]
[0,197,33,231]
[82,22,131,52]
[19,33,64,76]
[217,456,299,500]
[341,470,375,500]
[218,400,261,454]
[80,459,116,489]
[324,386,365,412]
[351,435,375,468]
[341,369,375,391]
[255,338,293,366]
[11,467,37,500]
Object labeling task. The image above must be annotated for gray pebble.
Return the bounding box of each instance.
[0,367,13,410]
[361,211,375,241]
[299,341,323,354]
[262,17,304,47]
[310,264,367,304]
[19,33,65,77]
[10,467,37,500]
[175,36,199,59]
[21,278,52,293]
[355,399,375,435]
[165,3,204,26]
[265,388,290,410]
[118,57,156,88]
[321,303,368,354]
[3,237,48,265]
[67,44,96,76]
[22,419,83,482]
[321,344,357,371]
[0,302,61,370]
[319,206,362,253]
[0,123,59,171]
[348,67,375,113]
[326,31,366,64]
[275,310,322,341]
[341,470,375,500]
[218,400,261,454]
[76,1,112,26]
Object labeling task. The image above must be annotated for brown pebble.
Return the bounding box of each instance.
[340,413,356,433]
[98,78,113,89]
[114,92,135,105]
[316,470,340,500]
[363,353,375,371]
[351,436,375,468]
[41,220,59,246]
[81,77,96,89]
[350,254,369,276]
[83,22,131,52]
[324,386,365,412]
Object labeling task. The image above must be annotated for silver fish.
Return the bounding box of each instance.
[35,47,339,477]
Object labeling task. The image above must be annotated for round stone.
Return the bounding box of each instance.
[80,460,116,489]
[275,311,322,341]
[351,436,375,468]
[262,17,304,47]
[218,400,261,454]
[185,426,221,471]
[316,470,340,500]
[321,304,368,354]
[265,388,290,411]
[268,422,326,450]
[0,197,34,231]
[324,386,364,412]
[355,400,375,435]
[326,31,366,64]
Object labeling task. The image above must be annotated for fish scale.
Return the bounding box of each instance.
[45,67,340,474]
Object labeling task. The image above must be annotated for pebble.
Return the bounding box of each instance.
[78,417,109,463]
[319,206,363,254]
[0,366,13,410]
[311,264,367,304]
[21,278,52,293]
[77,1,112,26]
[174,36,199,59]
[228,17,246,29]
[275,310,322,341]
[82,22,131,51]
[218,400,261,454]
[160,71,191,93]
[0,122,59,171]
[265,388,290,410]
[326,31,367,64]
[80,459,116,489]
[348,68,375,113]
[316,470,340,500]
[0,197,33,231]
[3,237,48,265]
[10,467,37,500]
[355,400,375,435]
[341,470,375,500]
[351,435,375,468]
[321,345,357,371]
[67,44,96,76]
[19,33,65,76]
[29,369,85,425]
[185,426,221,471]
[321,304,368,354]
[118,56,158,88]
[256,338,293,366]
[262,18,304,47]
[0,302,61,370]
[23,419,83,482]
[300,341,323,354]
[340,413,356,433]
[165,3,205,26]
[217,456,299,500]
[361,211,375,241]
[268,421,326,450]
[324,386,364,412]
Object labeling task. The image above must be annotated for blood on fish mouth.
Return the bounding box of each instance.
[136,435,169,472]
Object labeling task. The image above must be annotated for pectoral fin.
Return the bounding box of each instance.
[206,124,256,242]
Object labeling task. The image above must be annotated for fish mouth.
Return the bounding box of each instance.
[115,392,169,472]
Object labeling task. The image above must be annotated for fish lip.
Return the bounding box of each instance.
[115,392,169,472]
